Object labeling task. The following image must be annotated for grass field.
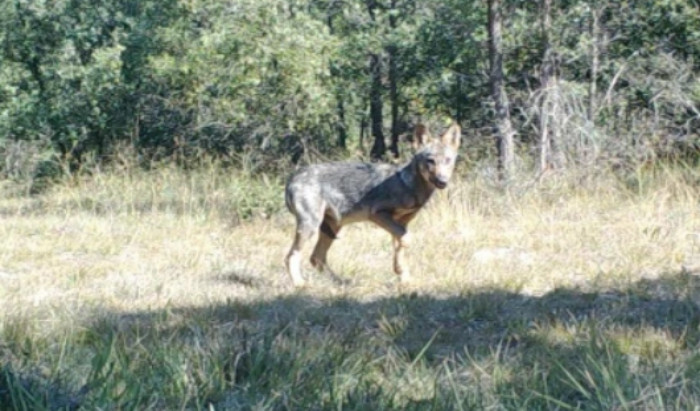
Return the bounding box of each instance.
[1,162,699,409]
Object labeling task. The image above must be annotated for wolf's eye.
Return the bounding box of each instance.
[426,158,436,166]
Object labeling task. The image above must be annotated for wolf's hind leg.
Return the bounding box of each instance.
[285,199,324,287]
[310,217,340,271]
[286,230,312,287]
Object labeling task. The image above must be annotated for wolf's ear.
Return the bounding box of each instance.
[413,123,432,150]
[440,122,461,150]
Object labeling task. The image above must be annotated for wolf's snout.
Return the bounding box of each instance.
[432,177,448,189]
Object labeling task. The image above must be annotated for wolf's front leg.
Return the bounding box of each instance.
[392,233,412,282]
[370,211,411,282]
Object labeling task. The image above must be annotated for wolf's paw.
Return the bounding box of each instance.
[394,263,411,279]
[290,276,307,288]
[310,256,324,270]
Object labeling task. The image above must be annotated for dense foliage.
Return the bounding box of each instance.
[1,0,698,177]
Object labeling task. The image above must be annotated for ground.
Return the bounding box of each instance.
[1,166,699,409]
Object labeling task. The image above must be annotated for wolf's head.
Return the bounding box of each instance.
[412,122,461,190]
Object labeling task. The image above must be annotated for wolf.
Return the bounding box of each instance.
[284,121,461,287]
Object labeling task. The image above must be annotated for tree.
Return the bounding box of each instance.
[487,0,515,181]
[538,0,558,172]
[387,0,401,158]
[368,52,387,160]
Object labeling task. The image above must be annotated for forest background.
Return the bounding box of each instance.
[2,0,698,181]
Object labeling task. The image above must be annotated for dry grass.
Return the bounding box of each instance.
[1,163,699,409]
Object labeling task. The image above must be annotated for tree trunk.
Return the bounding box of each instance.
[336,97,347,149]
[487,0,515,181]
[539,0,554,172]
[326,13,347,149]
[369,53,386,160]
[388,46,399,158]
[388,0,400,158]
[588,4,599,123]
[360,114,367,152]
